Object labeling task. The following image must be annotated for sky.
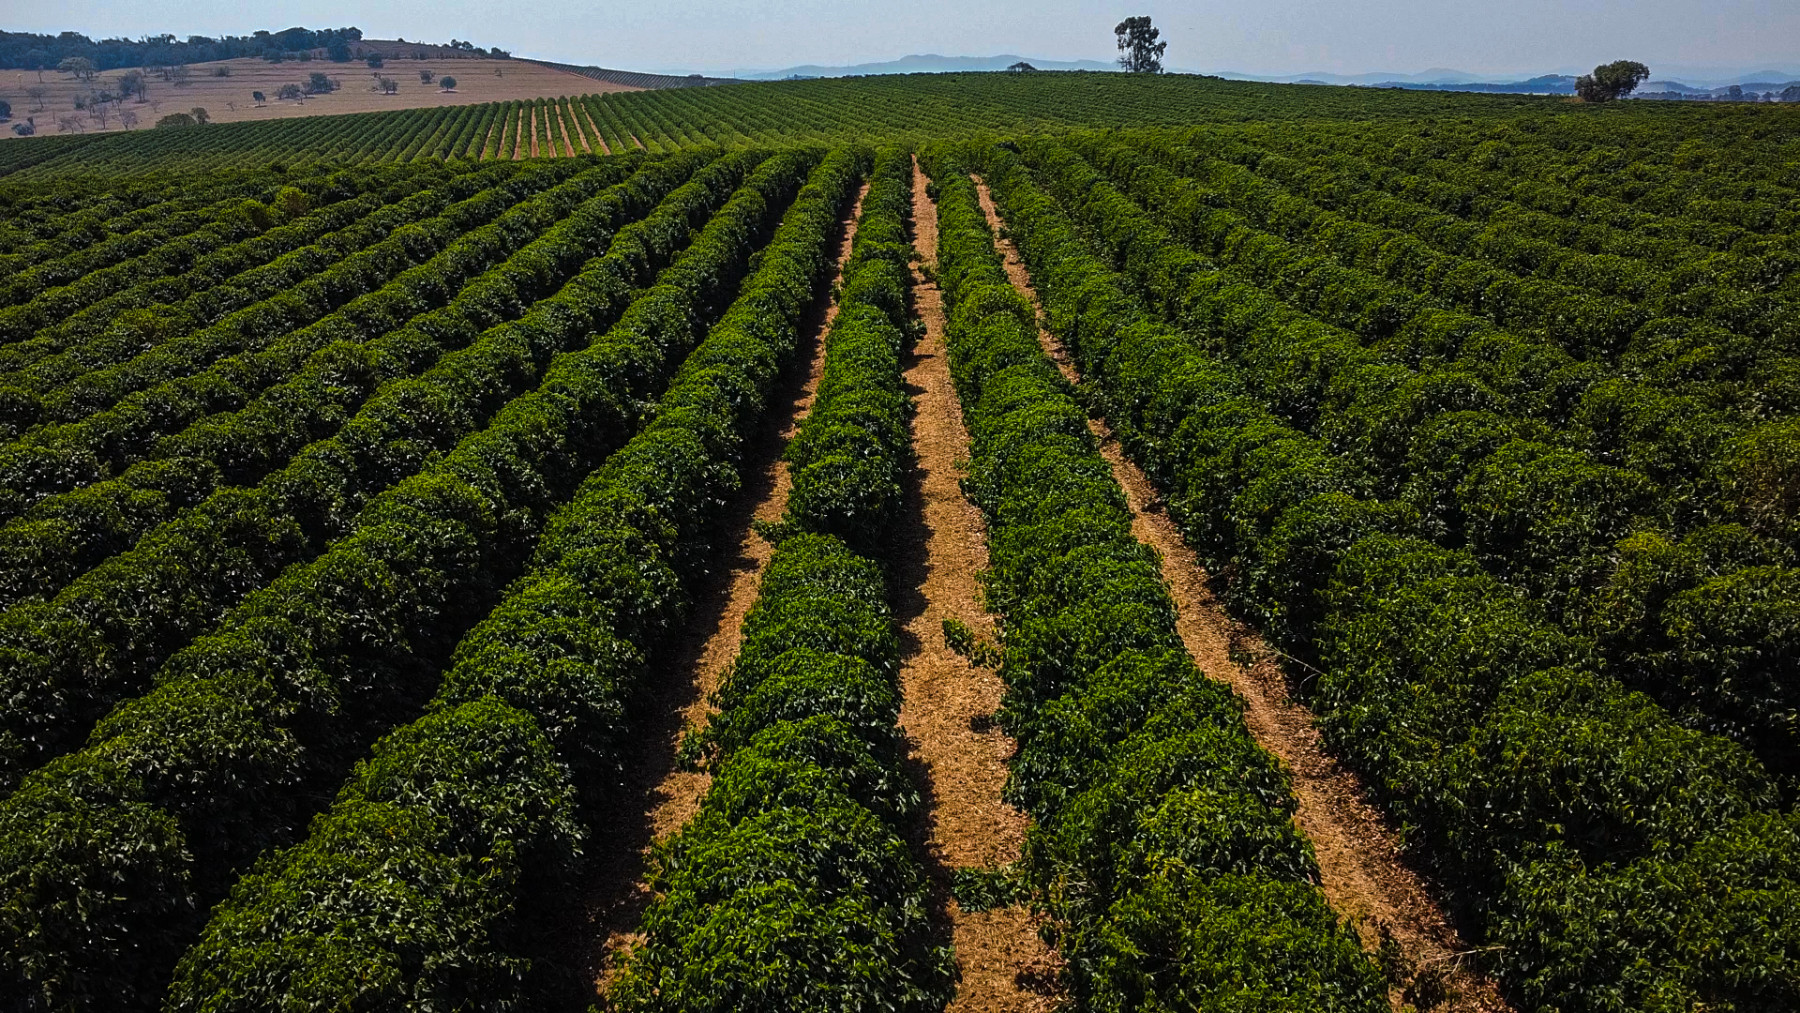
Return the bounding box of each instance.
[6,0,1798,79]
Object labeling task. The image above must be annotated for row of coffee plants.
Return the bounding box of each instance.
[977,138,1798,1012]
[0,162,491,379]
[0,167,533,459]
[0,188,296,310]
[0,151,739,788]
[1127,133,1796,359]
[779,146,914,553]
[0,173,409,361]
[1209,130,1794,305]
[0,159,579,514]
[923,153,1389,1010]
[1046,135,1800,759]
[160,147,863,1013]
[0,70,1674,181]
[0,146,822,1012]
[0,154,690,611]
[1269,117,1798,249]
[1,179,416,401]
[611,147,952,1011]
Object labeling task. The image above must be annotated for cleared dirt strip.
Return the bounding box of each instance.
[581,182,870,995]
[972,178,1514,1013]
[911,159,1063,1013]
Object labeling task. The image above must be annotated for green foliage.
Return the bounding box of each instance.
[1575,60,1651,103]
[924,152,1386,1010]
[951,864,1029,912]
[782,147,915,553]
[2,147,835,1012]
[974,130,1800,1012]
[614,532,955,1010]
[165,148,870,1013]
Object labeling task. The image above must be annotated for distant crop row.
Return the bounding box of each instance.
[17,70,1778,180]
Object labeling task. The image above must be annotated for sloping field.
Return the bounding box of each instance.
[0,71,1797,1013]
[1,56,635,140]
[0,70,1592,179]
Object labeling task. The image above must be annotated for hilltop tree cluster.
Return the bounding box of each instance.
[0,28,364,73]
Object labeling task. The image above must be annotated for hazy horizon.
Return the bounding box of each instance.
[6,0,1796,81]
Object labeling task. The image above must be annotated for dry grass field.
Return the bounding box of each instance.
[0,56,637,139]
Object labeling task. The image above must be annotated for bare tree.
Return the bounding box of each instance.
[117,70,147,102]
[88,102,111,129]
[120,108,139,129]
[57,114,85,133]
[170,65,192,87]
[26,86,47,112]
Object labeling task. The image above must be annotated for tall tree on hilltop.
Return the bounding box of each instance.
[1115,17,1166,74]
[1575,60,1650,103]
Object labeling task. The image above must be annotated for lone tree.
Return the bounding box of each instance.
[1115,17,1167,74]
[438,76,457,91]
[1007,61,1037,73]
[1574,60,1649,103]
[57,56,97,82]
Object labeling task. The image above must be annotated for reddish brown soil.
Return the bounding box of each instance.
[908,159,1064,1013]
[581,184,869,998]
[971,178,1513,1013]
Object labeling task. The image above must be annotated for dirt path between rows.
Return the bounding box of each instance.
[579,182,869,998]
[971,178,1513,1013]
[907,159,1063,1013]
[581,105,611,155]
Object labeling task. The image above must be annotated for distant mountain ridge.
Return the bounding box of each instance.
[1218,67,1800,91]
[742,53,1116,80]
[684,55,1800,93]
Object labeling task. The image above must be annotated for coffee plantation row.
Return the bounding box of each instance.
[0,72,1795,1012]
[14,69,1798,181]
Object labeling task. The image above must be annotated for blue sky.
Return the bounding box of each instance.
[7,0,1796,79]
